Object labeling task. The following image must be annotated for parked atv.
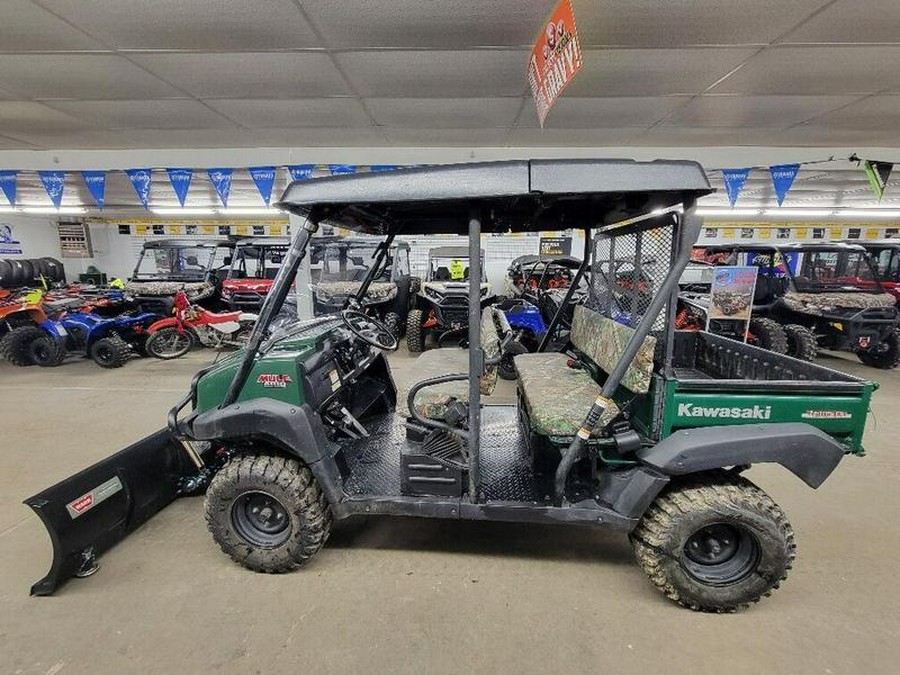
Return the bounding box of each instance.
[126,238,235,314]
[28,160,878,613]
[406,246,493,351]
[313,238,414,338]
[222,237,291,312]
[840,239,900,305]
[0,289,50,365]
[687,243,899,367]
[144,289,257,360]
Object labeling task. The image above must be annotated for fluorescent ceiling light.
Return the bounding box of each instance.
[834,210,900,218]
[219,208,280,216]
[22,206,86,214]
[696,209,760,216]
[152,207,216,215]
[763,209,833,217]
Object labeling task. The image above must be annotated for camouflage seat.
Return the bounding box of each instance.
[515,305,655,438]
[411,307,502,420]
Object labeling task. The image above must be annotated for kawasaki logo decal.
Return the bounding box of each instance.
[802,410,852,419]
[257,373,293,388]
[66,476,123,519]
[677,403,771,420]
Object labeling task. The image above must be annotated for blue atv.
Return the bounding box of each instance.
[27,310,159,368]
[496,298,548,380]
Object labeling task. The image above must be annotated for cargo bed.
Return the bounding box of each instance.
[636,331,875,454]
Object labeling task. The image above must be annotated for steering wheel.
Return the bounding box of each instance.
[340,309,398,351]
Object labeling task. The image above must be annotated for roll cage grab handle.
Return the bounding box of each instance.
[552,204,702,504]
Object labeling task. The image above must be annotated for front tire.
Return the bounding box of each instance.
[630,472,795,612]
[406,309,424,352]
[89,334,131,368]
[747,317,788,354]
[0,325,45,366]
[28,334,67,367]
[858,328,900,369]
[783,324,818,362]
[383,311,401,339]
[145,327,193,360]
[205,455,331,573]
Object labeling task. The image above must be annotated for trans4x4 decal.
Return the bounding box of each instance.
[677,403,771,420]
[802,410,852,419]
[256,373,293,388]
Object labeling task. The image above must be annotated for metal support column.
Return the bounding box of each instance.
[467,211,483,501]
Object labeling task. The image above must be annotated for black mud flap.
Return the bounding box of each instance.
[24,428,193,596]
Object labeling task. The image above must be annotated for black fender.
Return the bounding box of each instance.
[636,423,844,489]
[188,399,344,505]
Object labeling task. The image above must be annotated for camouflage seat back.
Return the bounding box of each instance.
[570,305,656,394]
[480,307,501,395]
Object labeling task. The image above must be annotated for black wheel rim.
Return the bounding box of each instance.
[231,491,291,548]
[154,332,190,356]
[31,340,52,363]
[96,345,112,364]
[682,523,759,586]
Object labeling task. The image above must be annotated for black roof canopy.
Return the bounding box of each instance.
[276,159,712,235]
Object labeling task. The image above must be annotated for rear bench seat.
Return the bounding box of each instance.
[514,305,656,438]
[411,307,501,419]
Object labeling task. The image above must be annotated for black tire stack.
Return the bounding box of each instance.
[0,257,65,288]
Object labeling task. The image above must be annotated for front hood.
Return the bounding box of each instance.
[315,281,397,304]
[782,290,896,314]
[125,280,213,299]
[422,281,490,295]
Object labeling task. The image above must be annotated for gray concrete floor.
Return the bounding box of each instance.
[1,345,898,675]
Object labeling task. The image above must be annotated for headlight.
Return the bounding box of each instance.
[425,287,443,300]
[315,289,332,302]
[221,287,233,298]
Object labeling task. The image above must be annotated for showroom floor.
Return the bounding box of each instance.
[1,347,898,675]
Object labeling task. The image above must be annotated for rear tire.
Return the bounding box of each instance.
[747,317,788,354]
[145,327,193,360]
[858,327,900,369]
[498,353,517,380]
[630,472,794,612]
[406,309,424,352]
[89,334,131,368]
[383,311,401,339]
[28,334,67,367]
[783,324,818,361]
[0,325,44,366]
[205,455,331,573]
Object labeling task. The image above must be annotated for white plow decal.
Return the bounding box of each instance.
[66,476,124,519]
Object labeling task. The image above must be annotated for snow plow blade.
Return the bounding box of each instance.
[24,428,192,596]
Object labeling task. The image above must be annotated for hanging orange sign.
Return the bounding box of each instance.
[527,0,583,126]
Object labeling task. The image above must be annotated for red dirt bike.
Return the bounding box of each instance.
[143,289,257,360]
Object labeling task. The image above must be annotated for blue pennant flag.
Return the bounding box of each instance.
[0,170,17,205]
[329,164,357,176]
[82,171,107,210]
[370,165,399,172]
[722,168,751,207]
[38,171,66,209]
[126,169,152,210]
[288,164,315,181]
[769,164,801,207]
[207,168,233,207]
[249,166,276,206]
[166,168,193,207]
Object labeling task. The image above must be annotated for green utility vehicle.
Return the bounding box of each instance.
[27,161,876,612]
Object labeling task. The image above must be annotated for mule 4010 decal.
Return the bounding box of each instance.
[256,373,293,388]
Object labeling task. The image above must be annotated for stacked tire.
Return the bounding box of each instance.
[0,257,65,288]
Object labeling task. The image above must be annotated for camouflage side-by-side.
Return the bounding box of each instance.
[570,304,656,394]
[514,352,619,437]
[782,291,895,314]
[315,281,398,304]
[124,280,214,300]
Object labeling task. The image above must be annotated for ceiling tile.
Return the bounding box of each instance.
[662,95,859,127]
[711,46,900,94]
[336,50,529,97]
[120,128,257,148]
[3,129,139,149]
[783,0,900,44]
[45,100,237,130]
[0,0,104,51]
[47,0,320,49]
[203,98,371,128]
[122,127,389,148]
[131,53,350,99]
[248,127,389,147]
[382,128,509,146]
[303,0,555,48]
[518,96,688,128]
[0,134,39,149]
[813,95,900,130]
[0,102,97,133]
[506,127,643,146]
[575,0,826,47]
[636,126,780,146]
[565,48,759,97]
[0,55,181,99]
[368,98,521,128]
